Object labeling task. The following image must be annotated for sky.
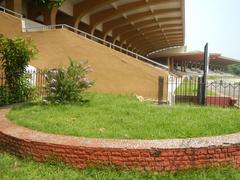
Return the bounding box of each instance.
[185,0,240,60]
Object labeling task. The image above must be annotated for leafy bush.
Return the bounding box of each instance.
[14,74,37,101]
[0,36,37,105]
[44,59,94,104]
[0,87,10,106]
[0,74,36,106]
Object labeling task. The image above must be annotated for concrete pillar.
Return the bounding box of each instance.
[183,61,186,72]
[195,62,197,70]
[44,7,58,25]
[175,61,178,70]
[190,62,193,70]
[167,57,171,71]
[211,65,215,71]
[28,3,58,25]
[218,66,221,71]
[167,57,173,71]
[6,0,22,14]
[186,62,189,69]
[181,60,184,72]
[158,76,168,104]
[171,58,174,71]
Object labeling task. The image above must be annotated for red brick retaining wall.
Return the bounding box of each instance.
[0,107,240,171]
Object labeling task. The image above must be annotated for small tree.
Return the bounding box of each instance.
[44,59,94,104]
[227,64,240,75]
[0,36,37,103]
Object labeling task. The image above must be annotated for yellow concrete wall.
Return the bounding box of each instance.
[0,12,169,99]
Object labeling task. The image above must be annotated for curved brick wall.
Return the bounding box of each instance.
[0,107,240,171]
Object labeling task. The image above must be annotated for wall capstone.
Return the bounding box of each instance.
[0,107,240,171]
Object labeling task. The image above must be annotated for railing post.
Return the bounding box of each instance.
[197,76,203,105]
[201,43,209,105]
[136,54,138,59]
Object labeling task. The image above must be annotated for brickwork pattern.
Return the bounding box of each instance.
[0,107,240,171]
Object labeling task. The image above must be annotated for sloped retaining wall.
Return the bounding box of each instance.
[0,107,240,171]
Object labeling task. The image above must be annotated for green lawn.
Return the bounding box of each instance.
[176,79,216,96]
[7,93,240,139]
[1,152,240,180]
[175,79,198,96]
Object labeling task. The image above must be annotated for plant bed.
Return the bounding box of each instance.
[7,93,240,139]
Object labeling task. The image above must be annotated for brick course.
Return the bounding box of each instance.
[0,107,240,171]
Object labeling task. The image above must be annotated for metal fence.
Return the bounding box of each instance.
[168,76,240,107]
[0,69,46,105]
[2,69,239,108]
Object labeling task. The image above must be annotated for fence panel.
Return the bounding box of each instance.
[169,76,240,108]
[0,70,46,106]
[206,80,240,107]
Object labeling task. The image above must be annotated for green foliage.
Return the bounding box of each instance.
[0,36,37,105]
[0,87,10,106]
[35,0,65,8]
[15,74,37,101]
[44,59,94,104]
[0,75,36,105]
[227,63,240,75]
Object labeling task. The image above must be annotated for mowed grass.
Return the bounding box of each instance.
[176,79,216,96]
[7,93,240,139]
[1,152,240,180]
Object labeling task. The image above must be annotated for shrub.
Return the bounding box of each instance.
[0,87,10,106]
[44,59,94,104]
[0,73,36,106]
[0,36,37,105]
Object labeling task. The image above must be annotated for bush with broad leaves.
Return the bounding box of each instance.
[44,59,94,104]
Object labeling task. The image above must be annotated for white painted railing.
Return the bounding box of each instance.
[0,6,22,18]
[0,6,168,70]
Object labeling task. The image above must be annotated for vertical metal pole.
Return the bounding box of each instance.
[197,76,202,105]
[158,77,164,104]
[201,43,209,105]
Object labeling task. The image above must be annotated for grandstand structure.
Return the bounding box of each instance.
[0,0,185,55]
[0,0,239,102]
[149,51,240,73]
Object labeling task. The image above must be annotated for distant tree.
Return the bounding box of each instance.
[227,64,240,75]
[35,0,65,8]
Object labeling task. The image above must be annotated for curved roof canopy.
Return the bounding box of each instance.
[149,51,240,66]
[66,0,185,55]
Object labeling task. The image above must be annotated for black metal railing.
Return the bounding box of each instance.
[0,69,46,106]
[168,76,240,107]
